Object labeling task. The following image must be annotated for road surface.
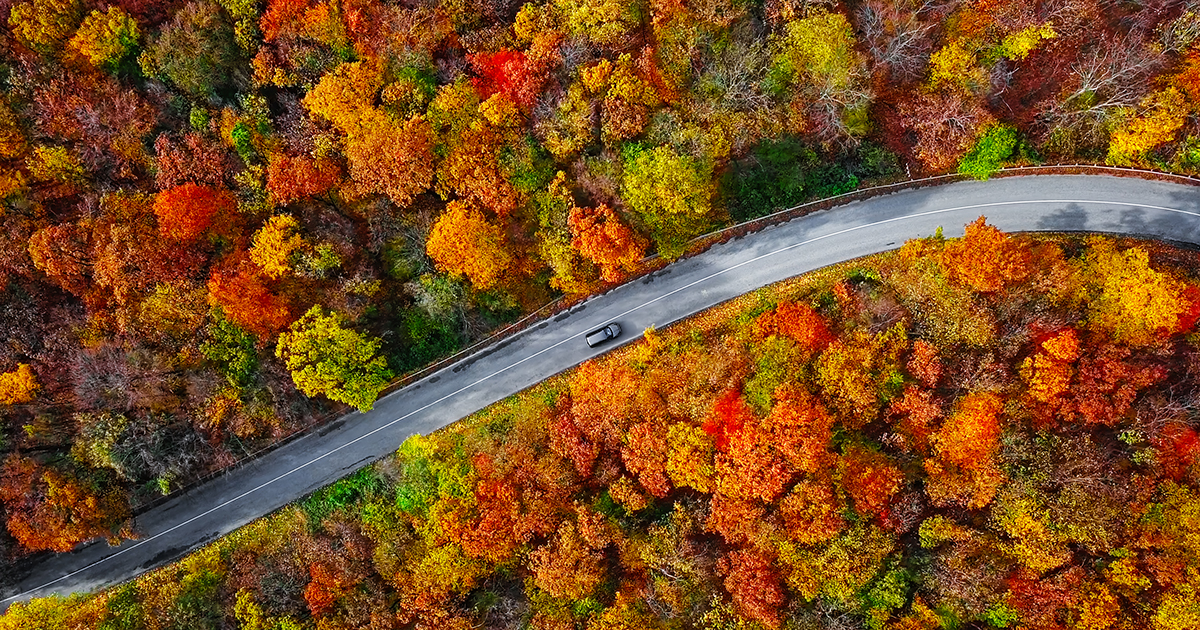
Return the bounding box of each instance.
[4,174,1200,605]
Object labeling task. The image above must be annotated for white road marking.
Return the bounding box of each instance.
[6,197,1197,603]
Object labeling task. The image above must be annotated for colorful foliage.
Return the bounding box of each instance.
[275,305,392,412]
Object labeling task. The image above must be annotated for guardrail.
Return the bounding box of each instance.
[123,162,1200,520]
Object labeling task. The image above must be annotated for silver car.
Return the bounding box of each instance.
[585,323,622,348]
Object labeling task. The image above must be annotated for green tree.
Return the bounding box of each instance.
[622,145,717,260]
[275,306,393,411]
[958,124,1019,180]
[200,311,258,386]
[142,1,240,98]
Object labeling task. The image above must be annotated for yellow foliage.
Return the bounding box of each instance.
[250,214,306,279]
[0,101,27,161]
[999,23,1057,61]
[26,145,86,184]
[776,524,896,604]
[1155,573,1200,630]
[1108,88,1188,167]
[1083,239,1186,345]
[302,59,384,134]
[1075,585,1122,630]
[7,0,83,54]
[67,7,140,69]
[772,10,861,93]
[479,93,521,127]
[928,41,987,93]
[0,363,38,404]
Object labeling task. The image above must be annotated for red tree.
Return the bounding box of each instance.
[719,548,785,628]
[153,183,236,242]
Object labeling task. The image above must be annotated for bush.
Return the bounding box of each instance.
[722,137,813,222]
[958,124,1019,180]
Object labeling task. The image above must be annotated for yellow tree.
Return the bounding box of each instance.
[67,7,140,69]
[1108,88,1188,167]
[1084,239,1186,345]
[8,0,84,54]
[302,59,384,134]
[249,214,306,279]
[0,364,38,404]
[426,200,514,290]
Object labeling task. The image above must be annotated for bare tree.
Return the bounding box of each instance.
[855,0,938,84]
[1037,35,1165,152]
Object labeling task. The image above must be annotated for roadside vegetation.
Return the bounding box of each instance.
[3,0,1200,566]
[7,221,1200,629]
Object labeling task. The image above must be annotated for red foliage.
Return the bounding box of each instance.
[468,47,557,111]
[267,153,342,205]
[1175,285,1200,333]
[621,422,671,498]
[717,419,793,503]
[153,183,236,242]
[153,133,231,190]
[706,493,765,545]
[206,256,293,340]
[889,386,942,453]
[0,456,130,552]
[838,444,903,519]
[718,548,785,629]
[702,389,752,451]
[752,301,834,354]
[1066,343,1165,426]
[549,411,599,480]
[1153,421,1200,481]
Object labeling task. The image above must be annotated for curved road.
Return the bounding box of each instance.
[4,174,1200,605]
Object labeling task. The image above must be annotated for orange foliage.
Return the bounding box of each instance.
[752,301,834,354]
[266,153,341,205]
[304,562,353,616]
[779,478,844,544]
[925,392,1005,509]
[621,422,670,498]
[764,384,834,474]
[702,388,752,451]
[940,217,1032,292]
[206,256,293,340]
[260,0,312,41]
[425,200,514,290]
[1020,328,1078,424]
[568,204,647,282]
[932,392,1002,470]
[706,493,765,545]
[153,183,236,242]
[838,444,903,519]
[0,456,130,552]
[889,386,942,454]
[343,112,435,207]
[0,363,38,404]
[907,339,942,387]
[529,521,605,599]
[718,548,785,629]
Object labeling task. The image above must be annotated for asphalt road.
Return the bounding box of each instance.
[4,174,1200,605]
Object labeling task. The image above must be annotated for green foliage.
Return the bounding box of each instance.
[394,435,439,519]
[622,144,717,259]
[275,305,393,412]
[300,467,384,529]
[859,561,910,629]
[723,136,813,222]
[143,1,240,98]
[169,569,223,630]
[230,121,257,164]
[958,124,1019,180]
[397,308,462,373]
[981,602,1021,628]
[200,312,259,386]
[97,585,144,630]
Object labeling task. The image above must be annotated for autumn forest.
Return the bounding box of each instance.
[3,0,1200,626]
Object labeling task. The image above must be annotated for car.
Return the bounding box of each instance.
[585,322,622,348]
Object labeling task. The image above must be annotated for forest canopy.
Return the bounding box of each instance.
[2,0,1200,585]
[7,222,1200,629]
